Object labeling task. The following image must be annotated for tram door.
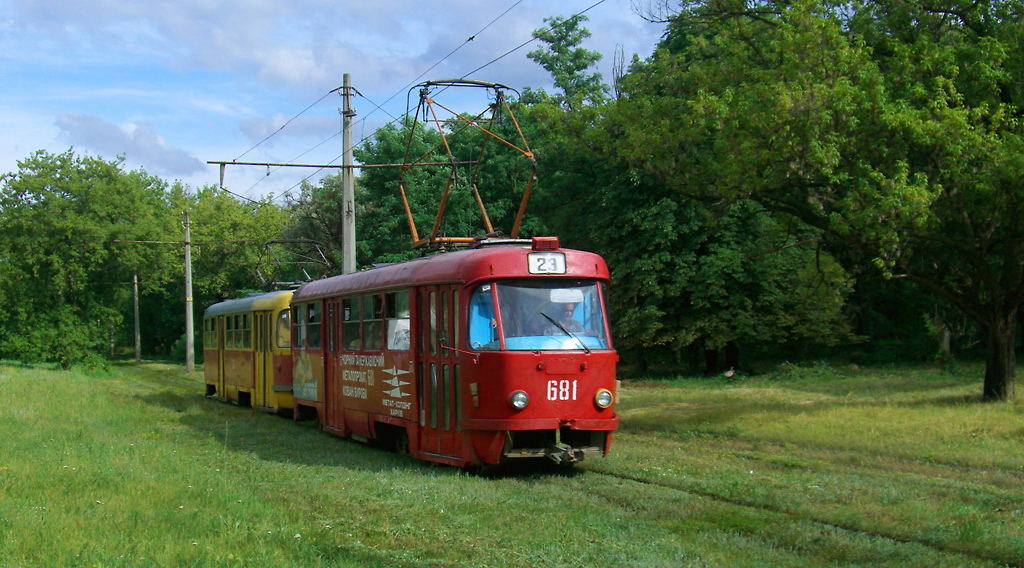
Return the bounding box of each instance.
[216,316,227,400]
[323,299,344,432]
[253,311,273,408]
[417,286,461,458]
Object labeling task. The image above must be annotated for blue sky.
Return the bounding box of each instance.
[1,0,667,203]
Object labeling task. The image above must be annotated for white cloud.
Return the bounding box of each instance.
[2,0,666,197]
[55,113,205,176]
[238,114,340,147]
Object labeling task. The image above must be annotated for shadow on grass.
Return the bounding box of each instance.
[135,388,439,475]
[136,388,581,480]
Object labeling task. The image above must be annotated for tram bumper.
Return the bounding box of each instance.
[464,417,617,465]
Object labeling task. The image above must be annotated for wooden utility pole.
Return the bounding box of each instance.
[341,73,356,274]
[183,211,195,373]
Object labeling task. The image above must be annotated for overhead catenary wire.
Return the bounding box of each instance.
[234,0,529,188]
[461,0,609,78]
[232,90,336,163]
[223,0,611,204]
[362,0,528,125]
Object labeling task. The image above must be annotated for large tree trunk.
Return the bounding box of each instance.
[982,310,1017,401]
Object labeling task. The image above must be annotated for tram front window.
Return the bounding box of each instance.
[468,280,609,351]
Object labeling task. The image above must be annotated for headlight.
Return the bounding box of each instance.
[509,390,530,410]
[594,389,613,409]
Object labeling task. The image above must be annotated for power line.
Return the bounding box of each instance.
[241,130,342,198]
[462,0,610,78]
[249,1,533,202]
[232,90,336,162]
[222,0,612,204]
[357,0,528,128]
[234,0,528,175]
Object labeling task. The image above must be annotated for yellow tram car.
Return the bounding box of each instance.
[203,290,294,413]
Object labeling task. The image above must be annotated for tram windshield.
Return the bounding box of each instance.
[468,280,610,351]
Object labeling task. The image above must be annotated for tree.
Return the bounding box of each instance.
[353,120,477,262]
[284,174,349,273]
[526,14,609,108]
[522,12,854,372]
[138,185,291,358]
[176,187,290,293]
[0,150,177,366]
[612,0,1024,398]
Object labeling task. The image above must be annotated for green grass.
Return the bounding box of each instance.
[0,361,1021,566]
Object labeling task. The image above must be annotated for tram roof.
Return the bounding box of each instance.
[203,289,294,318]
[292,240,609,303]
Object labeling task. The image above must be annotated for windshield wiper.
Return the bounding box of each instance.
[540,312,590,354]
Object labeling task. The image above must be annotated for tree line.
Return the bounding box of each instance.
[1,0,1021,400]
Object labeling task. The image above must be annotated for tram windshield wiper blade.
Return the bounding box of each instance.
[540,312,590,354]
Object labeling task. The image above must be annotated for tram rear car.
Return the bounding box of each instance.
[290,237,618,468]
[203,290,294,413]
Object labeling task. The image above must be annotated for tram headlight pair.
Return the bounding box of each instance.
[508,390,530,411]
[594,389,614,409]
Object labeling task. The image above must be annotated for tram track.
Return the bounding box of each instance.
[583,465,1019,567]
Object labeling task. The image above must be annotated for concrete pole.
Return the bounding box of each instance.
[184,211,195,372]
[342,73,357,275]
[133,273,141,363]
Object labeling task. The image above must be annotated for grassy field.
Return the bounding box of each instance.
[0,361,1022,567]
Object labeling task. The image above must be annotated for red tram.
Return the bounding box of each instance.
[289,237,618,468]
[203,237,618,468]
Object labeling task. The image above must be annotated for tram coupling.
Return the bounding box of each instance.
[545,444,587,465]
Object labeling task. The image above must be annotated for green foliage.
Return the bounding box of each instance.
[352,120,474,262]
[585,184,854,371]
[609,0,1024,398]
[522,15,854,373]
[0,150,176,367]
[527,14,609,108]
[171,185,289,299]
[0,150,290,363]
[154,185,290,354]
[283,175,348,272]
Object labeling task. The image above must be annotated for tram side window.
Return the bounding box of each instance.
[342,297,360,350]
[225,316,235,349]
[203,319,215,349]
[385,290,410,351]
[306,302,322,349]
[276,310,290,349]
[241,313,251,349]
[428,291,438,356]
[363,294,383,350]
[293,306,306,349]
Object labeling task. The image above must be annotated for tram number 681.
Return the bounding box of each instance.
[547,379,578,401]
